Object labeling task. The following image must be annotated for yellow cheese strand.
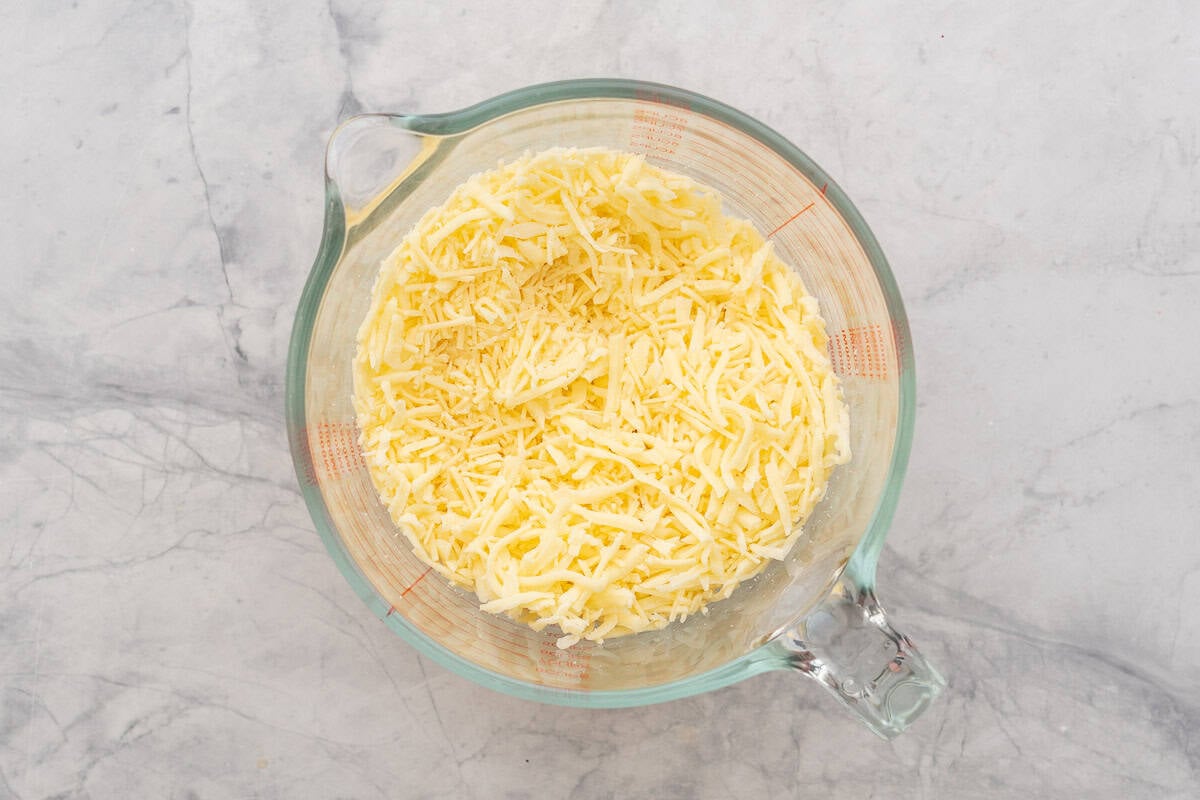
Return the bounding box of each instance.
[354,148,850,648]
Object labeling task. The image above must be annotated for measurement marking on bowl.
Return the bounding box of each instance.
[314,422,365,478]
[629,105,688,157]
[766,184,827,238]
[892,321,907,365]
[386,566,434,616]
[766,202,815,238]
[295,427,317,486]
[536,641,592,683]
[830,325,890,380]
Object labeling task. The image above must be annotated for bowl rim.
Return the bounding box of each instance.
[285,78,915,707]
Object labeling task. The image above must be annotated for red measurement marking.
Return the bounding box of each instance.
[892,321,908,363]
[295,427,318,486]
[315,422,365,479]
[629,104,689,157]
[632,87,687,109]
[400,566,433,598]
[829,325,890,380]
[820,182,828,195]
[535,640,593,684]
[385,606,396,617]
[766,202,815,238]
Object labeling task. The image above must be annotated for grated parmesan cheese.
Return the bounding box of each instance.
[353,148,849,648]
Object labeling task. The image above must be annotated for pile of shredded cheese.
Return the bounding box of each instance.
[354,148,849,648]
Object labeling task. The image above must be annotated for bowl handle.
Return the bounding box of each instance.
[324,114,439,225]
[773,567,945,738]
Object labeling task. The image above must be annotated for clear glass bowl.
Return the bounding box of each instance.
[286,79,943,738]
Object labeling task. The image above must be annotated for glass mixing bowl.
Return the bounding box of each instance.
[286,79,943,738]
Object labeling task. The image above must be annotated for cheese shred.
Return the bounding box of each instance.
[354,148,849,648]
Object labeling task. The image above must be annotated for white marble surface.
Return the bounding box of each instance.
[4,1,1199,797]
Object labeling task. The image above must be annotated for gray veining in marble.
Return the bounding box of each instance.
[3,1,1199,797]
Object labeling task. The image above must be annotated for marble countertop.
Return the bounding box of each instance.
[4,1,1199,797]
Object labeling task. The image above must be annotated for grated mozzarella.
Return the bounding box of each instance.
[353,148,849,648]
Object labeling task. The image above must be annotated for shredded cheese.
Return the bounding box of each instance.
[353,148,849,648]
